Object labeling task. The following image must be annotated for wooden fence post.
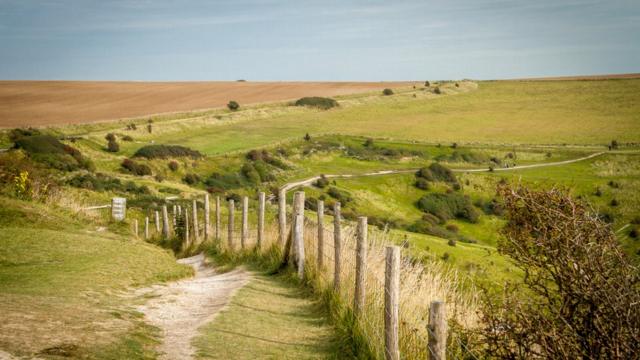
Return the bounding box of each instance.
[354,216,368,315]
[172,205,177,226]
[258,191,265,250]
[184,208,190,249]
[192,199,199,244]
[178,205,182,217]
[228,200,235,249]
[133,219,138,237]
[155,210,160,233]
[204,193,210,241]
[144,216,149,239]
[428,301,447,360]
[333,202,342,292]
[317,200,324,269]
[215,196,221,240]
[162,205,170,239]
[241,196,248,249]
[278,189,287,247]
[385,246,400,360]
[293,191,305,279]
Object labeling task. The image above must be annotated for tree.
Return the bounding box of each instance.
[424,81,430,87]
[227,100,240,111]
[475,185,640,359]
[382,88,394,96]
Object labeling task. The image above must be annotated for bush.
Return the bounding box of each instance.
[447,238,456,246]
[134,145,202,159]
[446,224,459,233]
[121,135,133,142]
[417,192,479,223]
[304,133,311,141]
[106,140,119,152]
[105,133,116,142]
[629,228,638,239]
[182,173,200,185]
[294,97,339,110]
[610,198,619,207]
[610,139,619,149]
[327,187,353,204]
[67,173,149,195]
[594,187,603,196]
[205,172,243,190]
[415,178,430,190]
[424,81,430,87]
[315,175,330,188]
[227,100,239,111]
[416,163,458,184]
[382,88,394,96]
[474,185,640,359]
[168,161,179,171]
[433,87,441,94]
[121,159,152,176]
[13,134,93,171]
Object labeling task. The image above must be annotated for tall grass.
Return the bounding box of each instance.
[197,200,479,359]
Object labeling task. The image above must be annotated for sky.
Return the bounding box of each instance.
[0,0,638,81]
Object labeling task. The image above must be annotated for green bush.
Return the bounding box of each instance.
[327,187,353,204]
[13,134,93,171]
[416,163,458,184]
[168,161,179,171]
[133,145,202,159]
[294,97,339,110]
[205,172,243,190]
[382,88,394,96]
[182,173,200,185]
[121,159,152,176]
[433,87,441,94]
[106,140,119,152]
[415,178,430,190]
[227,100,240,111]
[417,192,479,223]
[67,173,150,195]
[315,175,330,188]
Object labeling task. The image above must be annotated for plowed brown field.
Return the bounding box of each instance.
[0,81,414,128]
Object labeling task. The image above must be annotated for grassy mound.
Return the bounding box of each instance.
[133,144,202,159]
[294,97,339,110]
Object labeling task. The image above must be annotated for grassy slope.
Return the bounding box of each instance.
[59,79,640,157]
[194,273,341,359]
[0,196,192,358]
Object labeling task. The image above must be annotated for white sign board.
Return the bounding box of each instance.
[111,197,127,221]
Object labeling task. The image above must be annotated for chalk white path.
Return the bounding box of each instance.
[135,254,249,360]
[281,152,607,192]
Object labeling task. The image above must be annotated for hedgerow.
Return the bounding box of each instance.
[133,145,202,159]
[294,97,339,110]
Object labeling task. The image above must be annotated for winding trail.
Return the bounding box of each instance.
[135,254,249,360]
[281,152,606,192]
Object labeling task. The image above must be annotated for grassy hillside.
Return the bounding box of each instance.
[0,196,192,358]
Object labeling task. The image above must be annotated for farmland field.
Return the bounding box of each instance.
[0,80,413,127]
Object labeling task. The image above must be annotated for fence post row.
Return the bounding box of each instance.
[228,199,235,249]
[354,216,368,316]
[241,196,248,249]
[278,188,287,246]
[385,246,400,360]
[293,191,305,279]
[333,202,342,292]
[428,301,447,360]
[258,192,265,249]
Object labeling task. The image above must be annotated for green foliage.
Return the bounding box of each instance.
[416,192,479,223]
[133,145,202,159]
[327,187,353,204]
[205,172,243,191]
[416,163,458,184]
[182,173,200,185]
[106,140,119,152]
[382,88,394,96]
[315,175,330,188]
[121,159,152,176]
[13,134,93,171]
[227,100,240,111]
[433,87,441,94]
[294,97,339,110]
[68,173,151,195]
[436,150,489,164]
[415,178,430,190]
[168,160,179,171]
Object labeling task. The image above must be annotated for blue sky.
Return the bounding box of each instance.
[0,0,638,80]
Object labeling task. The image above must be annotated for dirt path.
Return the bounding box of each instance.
[280,152,607,192]
[135,254,249,360]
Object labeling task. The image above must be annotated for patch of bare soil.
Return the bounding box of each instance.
[0,81,415,127]
[135,253,249,360]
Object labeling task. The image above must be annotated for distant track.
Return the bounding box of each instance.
[280,152,606,192]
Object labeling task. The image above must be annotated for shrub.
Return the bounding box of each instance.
[121,135,133,142]
[610,139,619,149]
[105,133,116,142]
[13,134,93,171]
[474,185,640,359]
[121,159,151,176]
[154,174,165,182]
[416,192,479,223]
[205,172,243,190]
[67,173,149,194]
[455,83,459,87]
[327,187,353,204]
[446,224,459,233]
[610,198,619,207]
[629,228,638,239]
[168,161,179,171]
[304,133,311,142]
[433,87,441,94]
[416,163,458,184]
[147,124,152,133]
[594,187,602,196]
[363,138,374,147]
[227,100,239,111]
[294,97,339,110]
[182,173,200,185]
[106,140,119,152]
[134,145,202,159]
[608,180,620,188]
[415,178,430,190]
[382,88,394,96]
[447,238,456,246]
[424,81,430,87]
[315,175,330,188]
